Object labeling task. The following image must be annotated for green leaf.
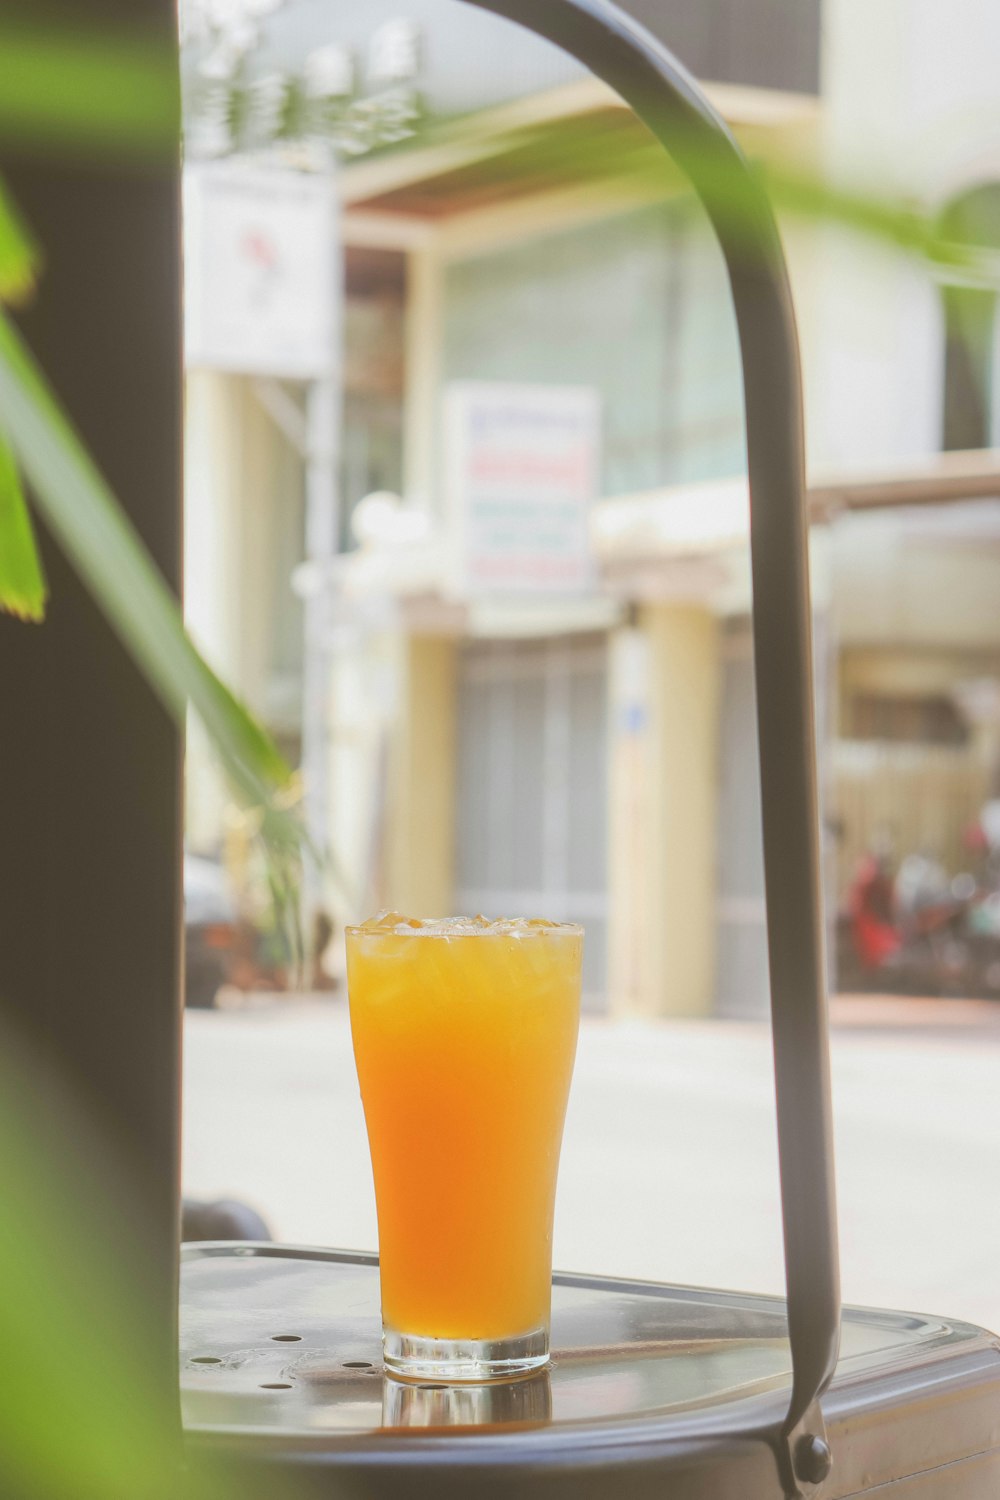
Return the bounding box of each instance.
[0,181,45,618]
[0,17,179,165]
[0,177,39,305]
[0,307,355,920]
[0,437,46,621]
[759,160,1000,290]
[0,304,284,804]
[0,1022,293,1500]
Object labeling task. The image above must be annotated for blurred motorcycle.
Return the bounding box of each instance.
[837,838,1000,999]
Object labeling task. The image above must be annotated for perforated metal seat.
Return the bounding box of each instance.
[181,1245,1000,1497]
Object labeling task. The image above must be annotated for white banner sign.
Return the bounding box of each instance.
[184,164,337,379]
[445,382,600,595]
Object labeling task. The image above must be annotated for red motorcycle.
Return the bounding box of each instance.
[838,848,998,997]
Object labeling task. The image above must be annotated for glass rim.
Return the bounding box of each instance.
[345,916,584,940]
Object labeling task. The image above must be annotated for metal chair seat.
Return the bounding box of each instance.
[182,1245,1000,1497]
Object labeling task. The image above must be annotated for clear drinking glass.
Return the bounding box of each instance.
[346,913,582,1382]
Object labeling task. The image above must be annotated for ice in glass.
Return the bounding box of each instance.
[346,913,582,1381]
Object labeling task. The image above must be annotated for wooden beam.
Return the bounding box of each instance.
[809,449,1000,516]
[340,75,820,211]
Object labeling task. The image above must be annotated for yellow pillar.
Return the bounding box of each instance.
[385,635,457,918]
[609,605,720,1018]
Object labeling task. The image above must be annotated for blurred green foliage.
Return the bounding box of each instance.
[0,174,38,303]
[0,181,45,622]
[0,433,45,622]
[0,15,179,165]
[0,297,315,954]
[0,1023,309,1500]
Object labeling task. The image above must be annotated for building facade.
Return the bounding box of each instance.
[183,0,1000,1014]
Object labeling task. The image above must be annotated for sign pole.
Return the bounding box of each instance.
[301,167,342,932]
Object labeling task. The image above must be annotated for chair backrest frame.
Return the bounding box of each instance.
[458,3,840,1490]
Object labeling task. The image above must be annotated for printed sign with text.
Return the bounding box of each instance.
[445,382,601,596]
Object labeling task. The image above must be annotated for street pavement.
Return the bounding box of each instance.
[183,994,1000,1336]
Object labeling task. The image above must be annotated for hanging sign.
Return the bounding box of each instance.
[184,163,337,379]
[445,382,600,595]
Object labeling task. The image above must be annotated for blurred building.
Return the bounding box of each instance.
[184,0,1000,1015]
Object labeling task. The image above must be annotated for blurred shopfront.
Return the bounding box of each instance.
[183,0,1000,1015]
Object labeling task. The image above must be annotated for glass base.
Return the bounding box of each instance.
[383,1326,549,1383]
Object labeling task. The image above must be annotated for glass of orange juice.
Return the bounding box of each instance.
[346,912,582,1382]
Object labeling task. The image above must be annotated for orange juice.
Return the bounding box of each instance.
[346,913,582,1378]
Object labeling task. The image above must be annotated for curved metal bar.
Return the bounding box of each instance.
[459,0,840,1488]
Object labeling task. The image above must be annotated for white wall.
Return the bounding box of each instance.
[183,371,307,853]
[802,0,1000,471]
[832,502,1000,650]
